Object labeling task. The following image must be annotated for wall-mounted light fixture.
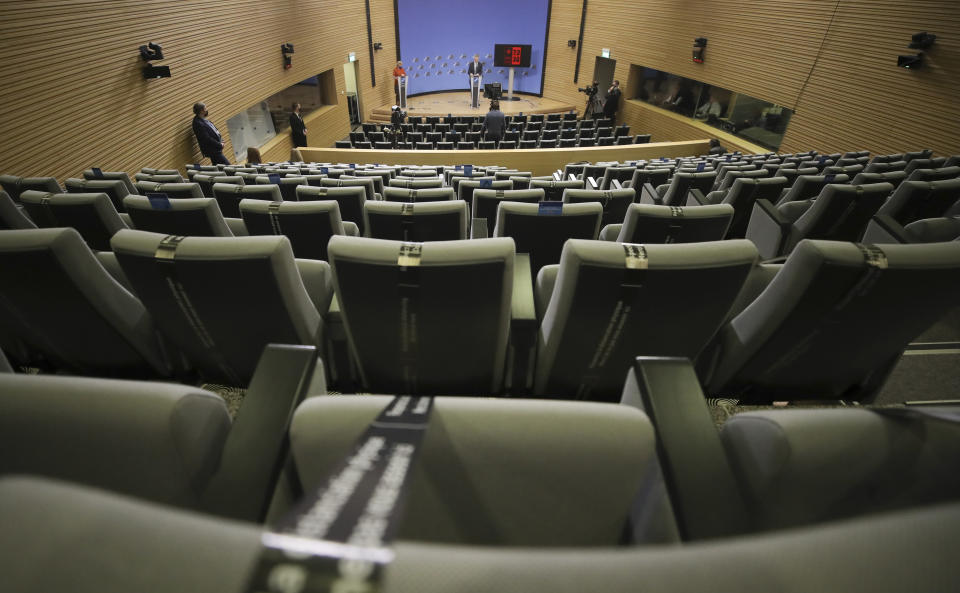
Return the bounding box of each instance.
[373,42,383,51]
[567,39,577,48]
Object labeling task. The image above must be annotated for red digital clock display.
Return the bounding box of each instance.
[494,44,532,68]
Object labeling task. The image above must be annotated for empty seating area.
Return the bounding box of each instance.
[2,146,960,593]
[336,115,647,149]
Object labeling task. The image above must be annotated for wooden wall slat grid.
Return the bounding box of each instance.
[0,0,957,182]
[0,0,397,181]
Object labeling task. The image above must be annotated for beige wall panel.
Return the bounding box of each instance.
[301,140,710,176]
[781,0,960,156]
[0,0,396,181]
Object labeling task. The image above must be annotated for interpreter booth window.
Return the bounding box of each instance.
[628,65,793,150]
[226,70,338,161]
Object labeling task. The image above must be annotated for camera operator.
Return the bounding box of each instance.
[577,81,600,118]
[389,105,406,147]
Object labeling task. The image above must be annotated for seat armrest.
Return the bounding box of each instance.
[686,188,709,206]
[611,179,623,190]
[639,183,661,205]
[95,251,135,293]
[508,253,537,395]
[225,217,248,236]
[323,295,354,390]
[704,189,726,205]
[118,212,133,227]
[202,344,321,521]
[294,259,333,315]
[587,177,599,189]
[655,183,669,197]
[599,223,621,242]
[863,214,909,244]
[745,199,790,260]
[343,221,360,237]
[470,217,489,239]
[534,264,559,321]
[620,357,750,540]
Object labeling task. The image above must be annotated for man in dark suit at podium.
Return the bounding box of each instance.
[468,54,484,108]
[289,103,307,147]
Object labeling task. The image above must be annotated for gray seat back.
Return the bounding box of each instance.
[363,200,468,241]
[902,216,960,243]
[777,174,850,205]
[906,166,960,182]
[327,236,514,395]
[529,179,585,202]
[111,229,324,385]
[0,175,62,202]
[616,203,734,243]
[290,395,666,545]
[82,170,136,194]
[850,171,908,188]
[705,239,960,401]
[320,176,376,202]
[494,201,603,274]
[458,179,513,207]
[472,188,545,232]
[875,178,960,226]
[255,175,306,202]
[599,166,637,190]
[213,182,277,218]
[135,181,204,200]
[296,185,367,234]
[383,187,456,202]
[722,177,789,239]
[20,191,126,251]
[717,169,770,192]
[630,168,671,189]
[562,188,635,227]
[662,172,717,206]
[535,239,757,401]
[0,374,229,509]
[788,183,893,249]
[240,199,345,260]
[65,178,131,212]
[0,228,168,377]
[124,196,233,237]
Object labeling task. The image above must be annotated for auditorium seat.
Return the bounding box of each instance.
[355,141,372,149]
[747,183,893,259]
[866,215,960,243]
[903,158,947,176]
[539,139,559,148]
[906,165,960,182]
[111,230,329,386]
[577,137,595,148]
[383,187,455,202]
[861,178,960,243]
[863,160,907,174]
[533,239,757,402]
[471,188,545,235]
[82,169,137,194]
[850,170,908,188]
[363,200,468,241]
[646,172,718,207]
[19,191,126,251]
[326,236,522,395]
[625,167,671,190]
[255,175,306,202]
[64,177,131,211]
[498,140,517,149]
[141,168,181,176]
[390,178,444,189]
[458,179,513,207]
[296,185,367,235]
[0,191,36,229]
[240,199,357,260]
[599,203,734,243]
[135,181,204,200]
[212,182,277,218]
[599,166,637,190]
[135,173,184,183]
[0,228,170,377]
[493,201,602,274]
[561,188,634,227]
[319,176,377,202]
[529,178,585,201]
[700,239,960,402]
[775,173,850,206]
[478,140,497,149]
[690,176,788,239]
[124,195,234,237]
[0,175,62,202]
[635,134,652,143]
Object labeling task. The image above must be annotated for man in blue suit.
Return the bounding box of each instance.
[191,102,230,165]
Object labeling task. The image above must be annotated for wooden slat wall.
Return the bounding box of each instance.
[780,0,960,156]
[543,0,958,156]
[0,0,397,181]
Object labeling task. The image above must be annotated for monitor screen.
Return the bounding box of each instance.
[494,44,532,68]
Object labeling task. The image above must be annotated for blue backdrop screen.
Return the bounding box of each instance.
[396,0,550,96]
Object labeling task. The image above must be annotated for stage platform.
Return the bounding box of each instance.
[369,92,576,123]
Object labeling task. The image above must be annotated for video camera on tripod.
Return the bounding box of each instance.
[577,82,599,97]
[578,81,601,118]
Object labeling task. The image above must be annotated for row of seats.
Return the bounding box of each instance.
[1,353,959,590]
[336,134,647,150]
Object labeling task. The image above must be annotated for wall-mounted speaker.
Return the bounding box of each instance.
[139,42,170,79]
[897,54,923,69]
[567,39,577,48]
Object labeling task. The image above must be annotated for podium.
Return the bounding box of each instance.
[398,76,408,110]
[470,75,482,108]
